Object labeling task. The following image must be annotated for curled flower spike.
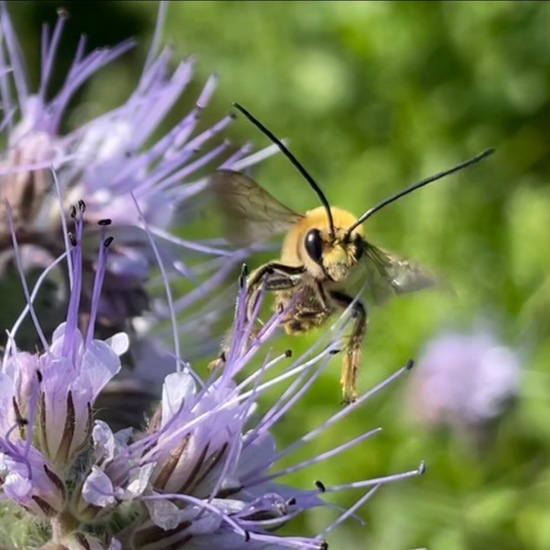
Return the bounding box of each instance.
[0,2,276,340]
[71,275,424,549]
[0,202,131,545]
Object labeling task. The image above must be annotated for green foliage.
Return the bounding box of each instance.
[10,2,550,548]
[0,502,50,548]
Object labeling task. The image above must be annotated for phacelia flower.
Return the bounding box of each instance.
[0,1,273,340]
[0,202,128,546]
[0,1,280,428]
[0,201,424,549]
[0,445,66,519]
[71,268,424,549]
[0,4,426,548]
[405,329,522,434]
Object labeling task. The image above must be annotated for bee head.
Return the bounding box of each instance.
[299,207,364,282]
[232,104,494,281]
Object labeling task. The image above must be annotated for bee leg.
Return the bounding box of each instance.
[245,265,305,351]
[246,262,305,322]
[329,291,367,404]
[208,350,226,372]
[209,264,305,372]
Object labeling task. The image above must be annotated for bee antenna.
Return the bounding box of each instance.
[233,102,336,239]
[345,148,495,237]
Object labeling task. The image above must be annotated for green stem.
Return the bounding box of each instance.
[50,510,79,543]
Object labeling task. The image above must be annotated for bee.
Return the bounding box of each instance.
[211,103,493,403]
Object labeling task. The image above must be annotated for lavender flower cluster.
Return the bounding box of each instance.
[0,3,431,549]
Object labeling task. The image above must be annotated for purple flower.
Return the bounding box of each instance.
[73,277,424,549]
[0,1,280,429]
[0,4,426,548]
[0,202,423,547]
[0,444,66,519]
[405,329,521,432]
[0,2,273,336]
[0,204,126,542]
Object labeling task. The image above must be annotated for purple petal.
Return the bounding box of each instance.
[83,466,116,508]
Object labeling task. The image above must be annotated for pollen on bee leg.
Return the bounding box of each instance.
[207,350,226,372]
[340,343,361,404]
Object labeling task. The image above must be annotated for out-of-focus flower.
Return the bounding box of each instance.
[405,330,522,434]
[0,2,273,340]
[0,203,423,549]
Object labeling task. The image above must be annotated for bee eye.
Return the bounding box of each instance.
[304,229,323,264]
[354,234,364,259]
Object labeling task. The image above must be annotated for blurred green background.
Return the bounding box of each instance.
[9,1,550,548]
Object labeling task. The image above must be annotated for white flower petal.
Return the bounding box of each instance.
[161,371,196,423]
[92,421,117,462]
[83,466,116,507]
[4,471,32,499]
[145,497,183,530]
[124,462,155,499]
[79,340,122,399]
[106,332,130,357]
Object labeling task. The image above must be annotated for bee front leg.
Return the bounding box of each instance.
[329,291,367,404]
[209,263,305,372]
[244,263,305,349]
[246,262,305,322]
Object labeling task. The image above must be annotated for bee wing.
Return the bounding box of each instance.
[362,242,438,305]
[210,170,304,246]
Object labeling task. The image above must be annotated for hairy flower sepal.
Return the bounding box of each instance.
[71,420,152,523]
[35,326,128,467]
[41,531,122,550]
[0,445,66,519]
